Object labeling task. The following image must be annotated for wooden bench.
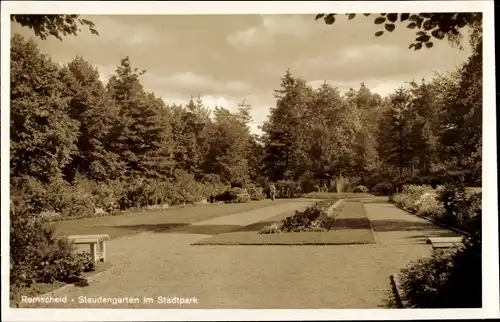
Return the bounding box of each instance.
[67,234,110,263]
[426,237,464,249]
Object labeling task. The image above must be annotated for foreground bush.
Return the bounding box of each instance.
[10,202,94,294]
[398,238,481,308]
[260,200,339,234]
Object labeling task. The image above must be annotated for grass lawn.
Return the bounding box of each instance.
[193,201,376,246]
[54,199,288,239]
[10,261,112,308]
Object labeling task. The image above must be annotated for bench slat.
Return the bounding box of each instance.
[68,234,110,240]
[71,239,101,244]
[427,237,464,244]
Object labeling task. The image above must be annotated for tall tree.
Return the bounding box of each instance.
[377,88,415,184]
[344,84,382,184]
[261,69,312,181]
[306,82,351,181]
[406,80,441,176]
[106,57,174,179]
[59,56,124,181]
[204,103,252,184]
[170,97,211,177]
[438,36,482,183]
[10,34,79,182]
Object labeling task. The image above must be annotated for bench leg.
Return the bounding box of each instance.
[100,240,106,262]
[90,243,97,263]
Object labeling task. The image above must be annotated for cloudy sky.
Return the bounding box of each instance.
[10,14,473,134]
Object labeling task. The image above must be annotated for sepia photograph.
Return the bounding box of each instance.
[1,1,498,321]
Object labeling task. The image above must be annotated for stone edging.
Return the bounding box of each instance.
[326,199,345,216]
[391,202,471,238]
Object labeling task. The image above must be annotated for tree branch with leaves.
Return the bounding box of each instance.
[315,13,482,50]
[11,14,99,41]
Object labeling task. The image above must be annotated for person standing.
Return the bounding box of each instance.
[269,183,276,201]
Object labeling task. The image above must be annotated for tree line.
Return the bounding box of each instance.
[10,26,481,212]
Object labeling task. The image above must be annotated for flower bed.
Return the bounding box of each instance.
[260,199,341,234]
[390,184,481,238]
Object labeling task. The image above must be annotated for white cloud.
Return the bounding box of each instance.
[294,44,402,72]
[227,15,320,49]
[144,71,252,96]
[339,45,401,63]
[163,71,209,88]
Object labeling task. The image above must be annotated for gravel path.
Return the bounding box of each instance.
[20,199,456,309]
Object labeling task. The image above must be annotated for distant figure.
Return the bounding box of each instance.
[269,183,276,201]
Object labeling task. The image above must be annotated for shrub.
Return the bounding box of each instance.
[172,170,213,204]
[436,184,482,235]
[214,190,237,203]
[230,180,246,189]
[398,239,481,308]
[10,176,95,220]
[353,185,369,193]
[436,184,467,221]
[10,176,48,215]
[371,181,395,196]
[10,203,93,290]
[231,187,251,203]
[37,248,95,284]
[246,183,266,201]
[415,193,446,218]
[116,177,148,209]
[89,180,121,210]
[275,180,302,198]
[298,175,316,194]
